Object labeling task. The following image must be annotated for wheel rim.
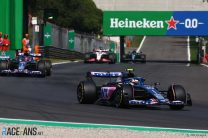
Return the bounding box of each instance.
[114,92,122,107]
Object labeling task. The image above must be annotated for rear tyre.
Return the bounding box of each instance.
[37,60,46,77]
[84,53,90,63]
[109,54,116,64]
[113,85,133,108]
[168,85,186,110]
[187,93,192,106]
[141,55,146,63]
[77,81,97,104]
[84,53,96,63]
[0,60,9,75]
[45,60,52,76]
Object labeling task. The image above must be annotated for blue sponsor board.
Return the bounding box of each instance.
[167,11,208,36]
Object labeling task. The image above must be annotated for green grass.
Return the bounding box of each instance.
[202,37,208,53]
[189,37,198,63]
[131,36,144,48]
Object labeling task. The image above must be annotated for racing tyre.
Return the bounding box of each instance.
[187,93,192,106]
[141,55,146,63]
[37,60,46,77]
[109,54,116,64]
[0,60,9,75]
[0,60,9,70]
[168,84,186,110]
[84,53,91,63]
[77,81,97,104]
[113,84,133,108]
[45,60,52,76]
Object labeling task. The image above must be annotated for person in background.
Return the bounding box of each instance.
[0,32,3,50]
[22,33,31,54]
[2,34,10,51]
[34,44,41,60]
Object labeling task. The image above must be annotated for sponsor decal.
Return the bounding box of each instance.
[103,11,208,36]
[110,18,164,29]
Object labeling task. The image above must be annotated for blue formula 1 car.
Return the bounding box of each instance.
[123,50,146,63]
[77,69,192,110]
[0,53,52,77]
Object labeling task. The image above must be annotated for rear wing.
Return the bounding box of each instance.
[18,53,42,57]
[87,72,122,78]
[30,53,42,57]
[94,49,109,52]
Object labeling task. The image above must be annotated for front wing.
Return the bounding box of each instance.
[0,69,42,75]
[128,99,185,106]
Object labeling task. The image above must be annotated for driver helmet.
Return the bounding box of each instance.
[130,79,139,85]
[99,47,103,50]
[24,56,29,61]
[132,50,136,54]
[128,71,135,78]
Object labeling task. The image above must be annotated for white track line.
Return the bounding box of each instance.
[136,36,146,52]
[201,64,208,68]
[52,61,79,65]
[187,36,191,66]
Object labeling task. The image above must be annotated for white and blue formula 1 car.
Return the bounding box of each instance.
[77,69,192,110]
[0,53,52,77]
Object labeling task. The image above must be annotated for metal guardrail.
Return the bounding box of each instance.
[40,46,84,60]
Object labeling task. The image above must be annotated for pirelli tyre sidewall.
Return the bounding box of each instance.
[0,60,9,70]
[44,60,52,76]
[0,60,9,75]
[113,84,133,108]
[84,53,90,62]
[37,60,47,77]
[9,60,18,70]
[141,54,146,63]
[168,84,187,110]
[77,81,97,104]
[84,53,96,63]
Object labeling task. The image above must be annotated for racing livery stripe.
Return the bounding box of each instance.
[0,118,207,134]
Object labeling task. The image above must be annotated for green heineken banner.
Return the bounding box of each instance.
[44,24,52,46]
[103,11,208,36]
[0,50,16,59]
[68,31,74,50]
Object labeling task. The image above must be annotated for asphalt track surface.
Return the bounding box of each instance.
[0,37,208,130]
[0,62,208,129]
[141,36,188,62]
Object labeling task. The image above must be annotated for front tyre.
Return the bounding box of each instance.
[109,54,116,64]
[168,84,186,110]
[141,54,146,63]
[0,60,10,76]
